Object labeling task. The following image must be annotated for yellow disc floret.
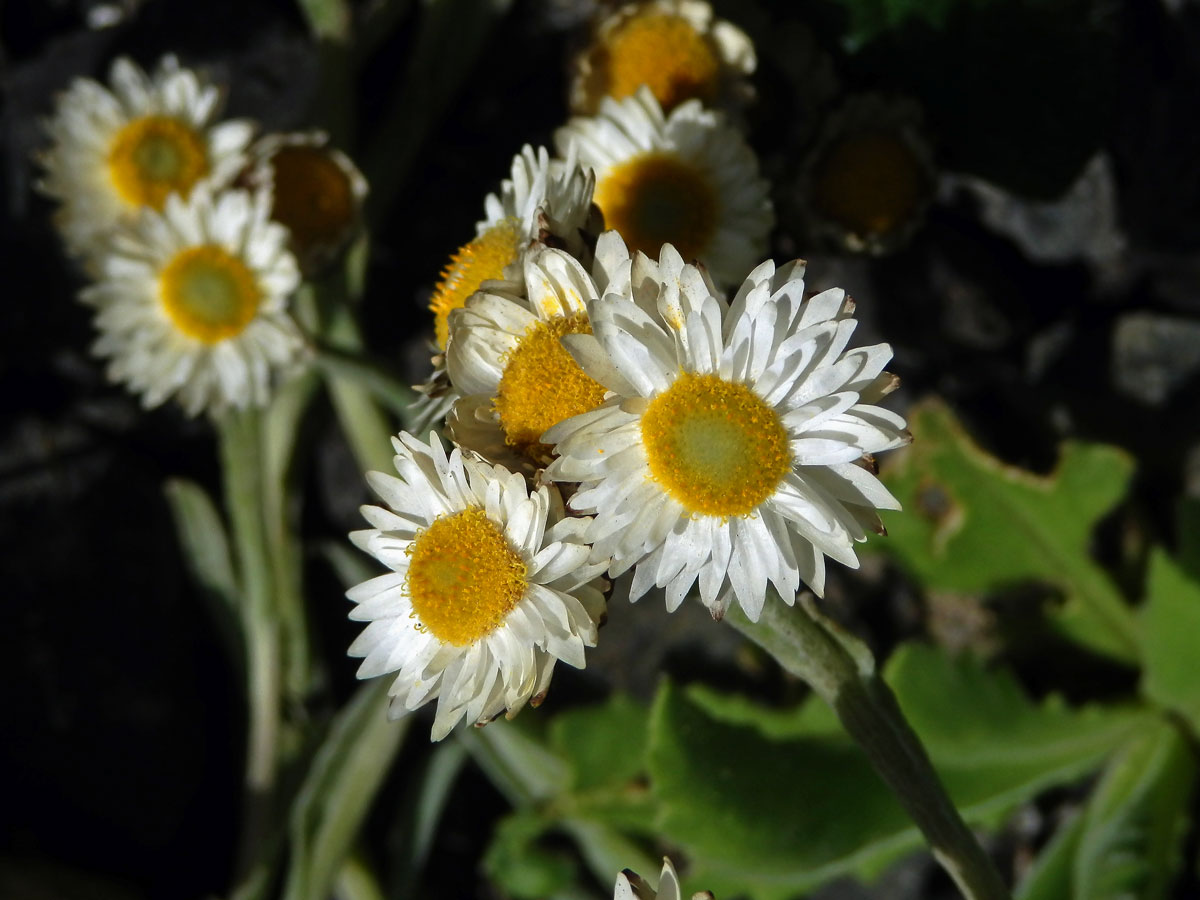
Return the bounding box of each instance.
[407,507,528,647]
[159,244,262,343]
[495,313,608,459]
[268,145,357,253]
[594,151,716,262]
[811,132,925,241]
[108,115,209,210]
[599,13,720,112]
[430,218,524,350]
[641,372,791,517]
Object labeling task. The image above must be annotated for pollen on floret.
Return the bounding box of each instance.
[811,131,926,242]
[596,12,721,112]
[159,244,261,343]
[107,115,209,210]
[641,372,791,517]
[494,313,608,461]
[266,144,358,254]
[593,151,716,262]
[430,218,524,349]
[406,507,528,646]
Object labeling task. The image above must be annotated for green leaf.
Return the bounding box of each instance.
[549,695,649,793]
[483,810,576,900]
[163,478,242,665]
[282,680,409,900]
[1140,549,1200,734]
[1073,721,1196,899]
[880,398,1138,662]
[1014,811,1085,900]
[649,644,1147,900]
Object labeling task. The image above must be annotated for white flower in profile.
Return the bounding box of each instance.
[80,186,303,416]
[445,233,631,469]
[544,245,908,621]
[555,86,771,286]
[427,144,598,352]
[347,432,609,741]
[570,0,755,116]
[39,54,252,262]
[616,858,712,900]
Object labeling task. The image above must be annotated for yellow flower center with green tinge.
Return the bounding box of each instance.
[812,132,924,240]
[159,245,261,344]
[601,13,720,112]
[407,507,528,647]
[495,313,608,459]
[594,151,716,262]
[641,372,791,517]
[269,145,356,252]
[430,218,524,350]
[107,115,209,210]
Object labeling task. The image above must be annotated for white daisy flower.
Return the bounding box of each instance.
[347,432,609,741]
[244,130,368,275]
[428,144,598,352]
[39,54,253,262]
[616,858,711,900]
[80,186,303,416]
[555,86,772,286]
[412,144,599,434]
[544,246,908,621]
[570,0,755,116]
[445,233,632,469]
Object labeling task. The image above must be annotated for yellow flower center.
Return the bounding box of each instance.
[594,151,716,262]
[430,218,524,350]
[268,145,357,253]
[107,115,209,210]
[495,313,608,460]
[641,372,791,517]
[407,507,528,647]
[159,245,261,344]
[811,131,925,241]
[599,13,720,112]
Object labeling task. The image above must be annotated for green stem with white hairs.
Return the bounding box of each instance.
[728,596,1012,900]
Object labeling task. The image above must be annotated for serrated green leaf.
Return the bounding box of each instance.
[649,644,1146,900]
[880,399,1138,662]
[282,680,409,900]
[550,694,649,793]
[483,810,576,900]
[1074,721,1196,900]
[1140,550,1200,734]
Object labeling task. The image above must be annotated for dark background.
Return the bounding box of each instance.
[3,0,1199,897]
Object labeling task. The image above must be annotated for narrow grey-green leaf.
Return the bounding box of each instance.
[282,679,409,900]
[163,478,242,664]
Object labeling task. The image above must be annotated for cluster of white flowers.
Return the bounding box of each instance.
[349,1,909,743]
[40,56,366,416]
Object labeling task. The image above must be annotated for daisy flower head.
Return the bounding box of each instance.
[244,130,367,275]
[544,246,908,621]
[570,0,755,117]
[80,186,303,417]
[445,232,633,469]
[555,87,772,286]
[40,54,253,263]
[428,144,599,352]
[797,94,934,254]
[347,432,609,741]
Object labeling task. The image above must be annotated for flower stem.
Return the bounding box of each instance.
[728,597,1012,900]
[218,407,284,879]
